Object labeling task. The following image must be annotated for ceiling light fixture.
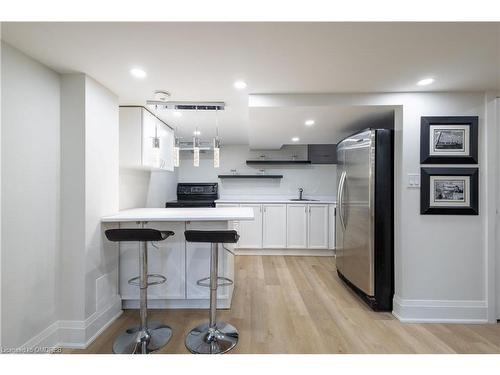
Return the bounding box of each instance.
[173,136,180,168]
[193,128,200,167]
[130,68,147,79]
[292,137,300,142]
[417,77,434,86]
[305,119,315,126]
[154,90,170,101]
[233,80,247,90]
[213,109,221,168]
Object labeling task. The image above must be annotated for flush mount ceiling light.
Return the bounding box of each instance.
[173,111,182,118]
[233,80,247,90]
[130,68,147,79]
[292,137,300,142]
[417,77,434,86]
[154,90,170,101]
[305,119,315,126]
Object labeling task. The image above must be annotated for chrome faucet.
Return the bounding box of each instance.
[298,188,304,200]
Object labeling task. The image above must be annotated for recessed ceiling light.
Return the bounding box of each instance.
[193,130,201,136]
[291,137,300,142]
[173,111,182,118]
[305,119,315,126]
[417,78,434,86]
[233,80,247,90]
[130,68,147,79]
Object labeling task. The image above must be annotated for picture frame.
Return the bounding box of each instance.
[420,167,479,215]
[420,116,478,164]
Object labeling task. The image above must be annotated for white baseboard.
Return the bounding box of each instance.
[392,295,488,323]
[19,296,122,351]
[236,248,334,256]
[18,321,60,353]
[59,296,122,349]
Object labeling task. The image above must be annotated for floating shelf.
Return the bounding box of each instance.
[246,160,311,165]
[218,174,283,179]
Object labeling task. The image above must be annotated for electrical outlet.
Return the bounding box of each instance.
[407,173,420,188]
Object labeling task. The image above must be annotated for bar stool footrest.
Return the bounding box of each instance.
[196,276,233,288]
[128,274,167,287]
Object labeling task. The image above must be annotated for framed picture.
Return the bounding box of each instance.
[420,116,478,164]
[421,167,478,215]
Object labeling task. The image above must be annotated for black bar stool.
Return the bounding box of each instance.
[105,228,175,354]
[184,230,240,354]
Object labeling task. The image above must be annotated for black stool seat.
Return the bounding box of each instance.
[184,230,239,244]
[105,228,174,242]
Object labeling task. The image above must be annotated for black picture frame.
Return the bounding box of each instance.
[421,167,479,215]
[420,116,478,164]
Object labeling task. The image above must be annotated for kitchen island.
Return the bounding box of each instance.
[101,207,253,309]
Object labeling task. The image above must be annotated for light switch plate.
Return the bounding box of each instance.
[407,173,420,188]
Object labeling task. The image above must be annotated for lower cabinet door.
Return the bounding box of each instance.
[308,204,329,249]
[238,204,263,248]
[185,221,233,301]
[287,204,308,248]
[262,204,287,248]
[329,204,336,249]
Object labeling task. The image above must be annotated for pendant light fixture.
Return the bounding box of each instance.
[173,135,180,168]
[193,129,200,167]
[152,124,161,168]
[213,108,221,168]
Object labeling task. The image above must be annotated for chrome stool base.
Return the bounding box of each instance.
[185,321,239,354]
[113,321,172,354]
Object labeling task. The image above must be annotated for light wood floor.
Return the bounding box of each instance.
[66,256,500,354]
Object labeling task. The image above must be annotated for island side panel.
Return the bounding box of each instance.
[185,221,235,308]
[118,220,235,309]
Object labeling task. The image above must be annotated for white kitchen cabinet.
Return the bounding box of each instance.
[262,204,287,248]
[237,204,263,249]
[185,221,233,301]
[286,204,308,248]
[119,106,174,171]
[119,222,186,300]
[328,204,336,249]
[308,204,329,249]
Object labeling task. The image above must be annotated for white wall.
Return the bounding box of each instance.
[251,93,496,323]
[178,145,337,199]
[119,169,177,209]
[1,42,61,348]
[83,76,120,319]
[59,74,122,346]
[59,74,86,322]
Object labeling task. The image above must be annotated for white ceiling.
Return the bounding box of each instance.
[249,105,395,149]
[2,22,499,146]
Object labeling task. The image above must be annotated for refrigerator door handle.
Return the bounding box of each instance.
[338,171,347,231]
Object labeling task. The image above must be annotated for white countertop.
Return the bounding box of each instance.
[216,196,336,204]
[101,207,254,222]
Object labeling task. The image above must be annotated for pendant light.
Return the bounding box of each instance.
[193,118,200,167]
[152,124,161,168]
[173,136,180,168]
[213,109,221,168]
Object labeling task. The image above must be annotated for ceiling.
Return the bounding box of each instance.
[249,105,395,149]
[2,22,499,147]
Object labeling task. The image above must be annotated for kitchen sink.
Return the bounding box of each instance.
[289,198,318,201]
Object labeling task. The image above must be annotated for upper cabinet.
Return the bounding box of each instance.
[307,144,337,164]
[119,106,174,171]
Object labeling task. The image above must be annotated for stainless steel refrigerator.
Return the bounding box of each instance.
[335,128,394,311]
